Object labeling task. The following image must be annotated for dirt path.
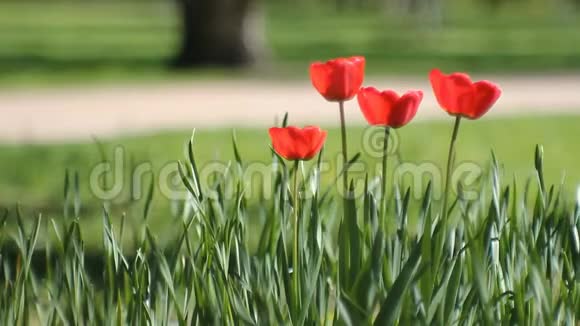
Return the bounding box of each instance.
[1,74,578,143]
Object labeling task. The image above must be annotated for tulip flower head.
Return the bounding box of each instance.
[269,126,327,161]
[357,87,423,128]
[429,69,501,120]
[310,56,365,102]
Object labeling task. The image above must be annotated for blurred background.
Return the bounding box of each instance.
[1,0,580,245]
[3,0,580,82]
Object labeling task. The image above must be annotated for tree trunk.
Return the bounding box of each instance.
[171,0,254,68]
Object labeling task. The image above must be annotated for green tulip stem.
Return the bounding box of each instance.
[292,160,301,311]
[381,126,391,219]
[442,116,462,224]
[339,100,349,198]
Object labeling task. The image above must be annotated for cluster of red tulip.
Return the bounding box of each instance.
[269,56,501,305]
[269,56,502,163]
[270,55,503,221]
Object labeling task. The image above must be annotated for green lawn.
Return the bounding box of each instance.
[2,0,580,85]
[2,118,578,325]
[2,115,579,247]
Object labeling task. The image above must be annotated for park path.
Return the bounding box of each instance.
[0,74,579,143]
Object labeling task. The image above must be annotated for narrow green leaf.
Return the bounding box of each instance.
[143,173,155,221]
[374,237,423,325]
[346,181,360,288]
[443,255,463,323]
[232,129,243,166]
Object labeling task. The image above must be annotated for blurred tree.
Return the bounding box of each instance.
[171,0,256,67]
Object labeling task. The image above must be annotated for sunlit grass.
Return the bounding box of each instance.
[1,114,579,324]
[1,115,579,247]
[1,0,580,85]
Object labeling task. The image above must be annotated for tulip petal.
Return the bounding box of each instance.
[290,126,313,159]
[448,73,474,115]
[468,81,502,119]
[270,127,298,160]
[429,69,447,111]
[358,87,422,128]
[310,62,333,101]
[347,56,366,99]
[358,87,398,126]
[302,127,327,160]
[310,56,365,102]
[389,90,423,128]
[269,126,327,161]
[430,69,500,119]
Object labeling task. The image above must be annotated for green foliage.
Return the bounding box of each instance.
[1,128,579,324]
[3,116,580,232]
[2,0,580,85]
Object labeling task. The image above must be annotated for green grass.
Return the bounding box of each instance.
[2,0,580,86]
[1,112,579,324]
[1,115,579,248]
[0,1,176,86]
[266,0,580,73]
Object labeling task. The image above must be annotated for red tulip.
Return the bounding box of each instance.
[429,69,501,119]
[269,126,327,161]
[310,56,365,102]
[357,87,423,128]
